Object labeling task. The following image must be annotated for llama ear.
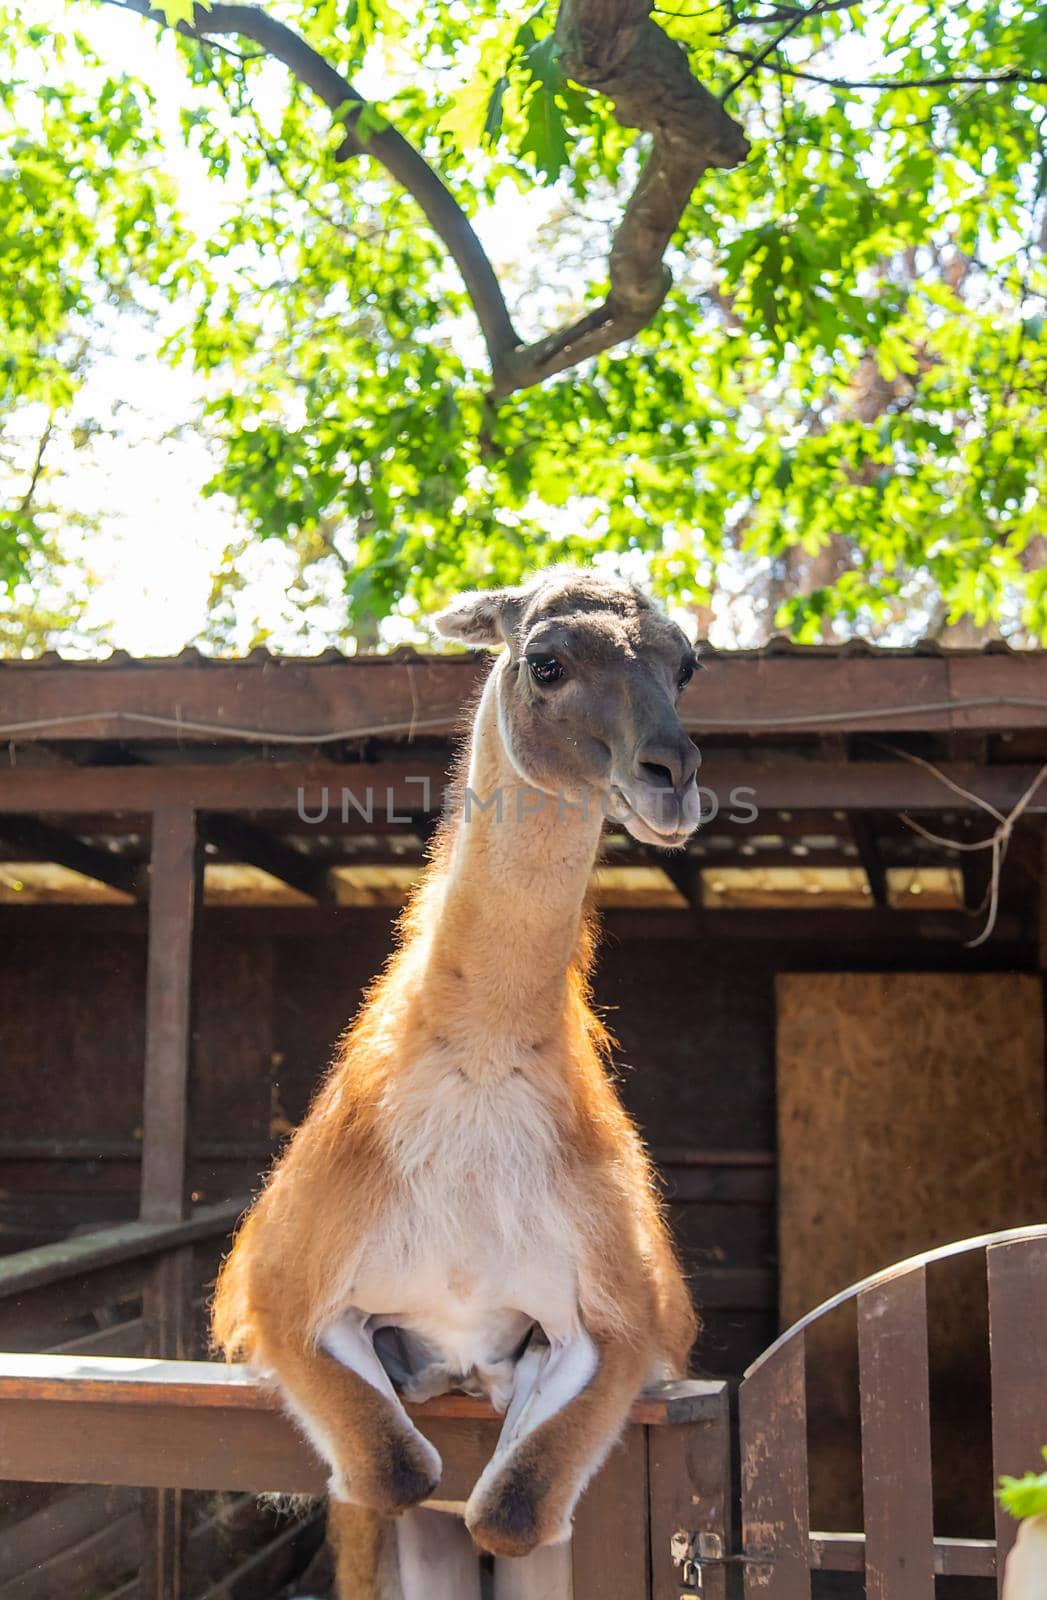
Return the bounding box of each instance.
[432,588,524,649]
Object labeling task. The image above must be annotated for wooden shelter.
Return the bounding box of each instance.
[1,639,1046,1596]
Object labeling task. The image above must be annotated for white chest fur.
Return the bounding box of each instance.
[326,1054,584,1397]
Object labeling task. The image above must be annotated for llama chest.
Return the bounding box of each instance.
[330,1062,584,1385]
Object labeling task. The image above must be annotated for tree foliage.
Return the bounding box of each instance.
[3,0,1046,645]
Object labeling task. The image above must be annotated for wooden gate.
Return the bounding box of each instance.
[737,1224,1047,1596]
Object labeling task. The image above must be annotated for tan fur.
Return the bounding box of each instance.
[213,569,700,1590]
[329,1505,399,1599]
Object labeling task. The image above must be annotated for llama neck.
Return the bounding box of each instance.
[416,659,603,1065]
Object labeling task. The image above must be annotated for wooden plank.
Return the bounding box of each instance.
[0,1483,137,1585]
[947,653,1047,733]
[0,1507,142,1600]
[692,1268,775,1310]
[6,648,1047,740]
[2,758,1047,816]
[0,760,447,816]
[0,1262,150,1348]
[857,1267,935,1600]
[0,1354,722,1426]
[740,1333,811,1598]
[0,1394,500,1506]
[409,1417,500,1504]
[0,654,480,744]
[0,901,1026,959]
[649,1388,732,1600]
[140,804,200,1224]
[140,1488,181,1600]
[988,1234,1047,1592]
[571,1425,648,1600]
[0,814,142,896]
[198,812,333,902]
[0,1200,245,1299]
[50,1316,148,1358]
[0,1396,329,1495]
[809,1533,995,1578]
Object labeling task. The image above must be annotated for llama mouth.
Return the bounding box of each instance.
[609,786,696,849]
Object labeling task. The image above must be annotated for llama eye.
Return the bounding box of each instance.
[528,655,565,685]
[677,662,695,692]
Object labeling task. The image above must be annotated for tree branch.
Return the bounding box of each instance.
[504,0,749,393]
[110,0,520,387]
[104,0,749,399]
[18,414,55,518]
[720,47,1045,89]
[720,9,809,101]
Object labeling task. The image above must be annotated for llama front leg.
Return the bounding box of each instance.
[263,1311,442,1517]
[465,1329,649,1559]
[329,1504,482,1600]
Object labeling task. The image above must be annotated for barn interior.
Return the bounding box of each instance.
[1,639,1045,1597]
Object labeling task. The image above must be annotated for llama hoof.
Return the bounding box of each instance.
[336,1435,442,1517]
[466,1468,546,1558]
[377,1433,443,1514]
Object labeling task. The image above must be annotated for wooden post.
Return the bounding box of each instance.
[140,804,200,1226]
[571,1426,649,1600]
[740,1334,811,1599]
[857,1268,935,1600]
[139,804,201,1600]
[648,1387,732,1600]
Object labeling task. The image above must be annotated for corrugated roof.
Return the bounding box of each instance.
[0,636,1038,669]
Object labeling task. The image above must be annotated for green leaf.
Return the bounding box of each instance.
[154,0,210,26]
[1000,1453,1047,1521]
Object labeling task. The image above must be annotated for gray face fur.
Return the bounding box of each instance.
[434,568,702,848]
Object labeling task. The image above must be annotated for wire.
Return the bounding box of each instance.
[1,693,1047,743]
[0,710,457,744]
[884,743,1047,948]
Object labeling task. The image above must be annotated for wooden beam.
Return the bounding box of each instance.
[652,849,702,910]
[1,759,1046,818]
[199,812,333,902]
[0,1354,723,1425]
[849,814,888,907]
[0,815,143,897]
[140,806,201,1225]
[3,649,1047,742]
[0,1200,246,1300]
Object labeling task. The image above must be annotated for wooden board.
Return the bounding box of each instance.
[5,648,1047,742]
[776,972,1046,1532]
[0,1355,723,1426]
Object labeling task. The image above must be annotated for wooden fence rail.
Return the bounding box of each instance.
[0,1356,730,1600]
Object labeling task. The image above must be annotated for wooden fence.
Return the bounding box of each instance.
[1,1224,1044,1598]
[0,1358,730,1600]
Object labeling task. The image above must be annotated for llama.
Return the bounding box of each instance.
[213,567,704,1597]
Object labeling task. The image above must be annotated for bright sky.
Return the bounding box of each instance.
[35,3,544,656]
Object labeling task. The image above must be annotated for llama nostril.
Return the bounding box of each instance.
[639,761,675,789]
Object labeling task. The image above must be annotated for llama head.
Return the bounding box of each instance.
[435,567,703,847]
